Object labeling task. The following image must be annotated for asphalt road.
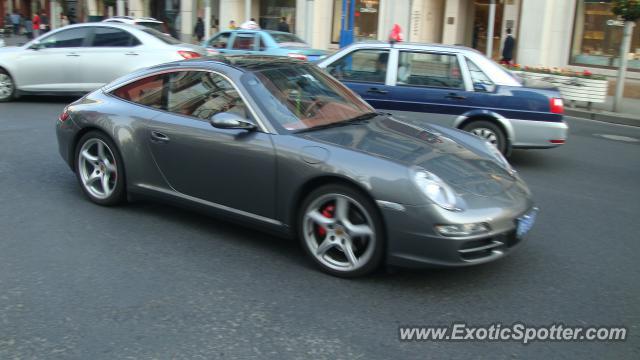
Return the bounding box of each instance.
[1,97,639,359]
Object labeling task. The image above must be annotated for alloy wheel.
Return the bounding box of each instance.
[470,127,498,145]
[77,138,118,200]
[0,73,14,101]
[302,194,376,272]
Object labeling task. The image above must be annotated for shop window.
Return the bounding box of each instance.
[331,0,380,43]
[571,0,640,70]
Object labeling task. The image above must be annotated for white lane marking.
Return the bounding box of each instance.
[594,134,639,142]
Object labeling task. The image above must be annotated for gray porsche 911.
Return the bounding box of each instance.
[56,56,537,277]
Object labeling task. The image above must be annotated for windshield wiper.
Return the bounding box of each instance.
[294,112,380,133]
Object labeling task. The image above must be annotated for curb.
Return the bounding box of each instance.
[565,108,640,127]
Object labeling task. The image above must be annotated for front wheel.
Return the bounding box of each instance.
[298,184,385,277]
[0,70,15,102]
[462,120,507,154]
[75,131,126,206]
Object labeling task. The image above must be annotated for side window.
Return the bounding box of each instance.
[112,74,165,109]
[40,28,91,48]
[397,52,463,89]
[209,32,231,48]
[91,27,140,47]
[466,58,495,92]
[166,71,250,121]
[231,33,256,50]
[325,49,389,84]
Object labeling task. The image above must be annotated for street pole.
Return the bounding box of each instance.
[613,21,635,113]
[117,0,125,16]
[49,0,57,29]
[486,0,496,59]
[204,0,211,38]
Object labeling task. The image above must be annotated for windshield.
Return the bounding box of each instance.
[243,64,373,132]
[142,28,181,44]
[270,33,307,45]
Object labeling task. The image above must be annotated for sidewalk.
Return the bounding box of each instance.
[565,96,640,127]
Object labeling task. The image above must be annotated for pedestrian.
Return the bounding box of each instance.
[40,11,49,33]
[10,11,21,36]
[60,13,70,27]
[501,28,515,65]
[277,17,289,33]
[240,18,259,30]
[24,18,33,39]
[229,20,237,29]
[32,13,41,38]
[194,17,204,42]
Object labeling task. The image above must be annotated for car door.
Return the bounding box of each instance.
[385,50,472,128]
[78,26,144,91]
[145,70,277,220]
[323,48,395,109]
[13,27,91,91]
[226,32,259,55]
[206,32,232,54]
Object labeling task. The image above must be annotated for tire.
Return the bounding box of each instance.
[462,120,507,154]
[74,131,126,206]
[298,184,385,277]
[0,69,15,102]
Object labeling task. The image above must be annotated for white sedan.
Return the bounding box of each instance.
[0,22,207,101]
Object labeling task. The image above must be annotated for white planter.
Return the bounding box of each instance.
[512,71,609,103]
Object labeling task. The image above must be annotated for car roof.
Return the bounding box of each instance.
[346,40,482,55]
[103,16,162,23]
[221,29,299,36]
[150,55,306,73]
[57,22,149,31]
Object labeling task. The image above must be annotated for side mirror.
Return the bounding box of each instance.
[473,82,495,93]
[209,112,257,131]
[28,41,42,50]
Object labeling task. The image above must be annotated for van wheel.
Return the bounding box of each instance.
[462,120,507,154]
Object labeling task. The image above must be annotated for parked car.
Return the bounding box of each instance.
[102,16,166,34]
[0,22,207,101]
[317,42,569,154]
[56,55,536,277]
[202,29,327,61]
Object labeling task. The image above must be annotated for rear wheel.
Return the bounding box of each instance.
[75,131,126,206]
[298,184,384,277]
[462,120,507,154]
[0,69,15,102]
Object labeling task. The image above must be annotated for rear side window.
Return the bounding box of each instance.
[208,32,231,48]
[40,28,91,48]
[166,71,250,121]
[112,74,165,109]
[397,52,463,89]
[325,49,389,84]
[270,33,305,44]
[232,33,256,50]
[91,27,140,47]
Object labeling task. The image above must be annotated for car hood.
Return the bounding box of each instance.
[297,116,518,197]
[0,46,22,53]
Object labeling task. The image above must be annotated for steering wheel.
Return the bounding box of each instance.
[303,99,323,117]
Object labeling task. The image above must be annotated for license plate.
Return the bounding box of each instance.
[516,207,538,238]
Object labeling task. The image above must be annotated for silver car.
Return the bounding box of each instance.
[0,23,206,101]
[56,56,536,277]
[317,42,569,154]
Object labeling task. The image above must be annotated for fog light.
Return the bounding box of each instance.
[435,223,490,237]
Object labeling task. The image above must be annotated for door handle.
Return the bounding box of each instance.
[150,131,170,143]
[445,93,466,100]
[125,52,139,56]
[66,53,80,57]
[367,87,388,94]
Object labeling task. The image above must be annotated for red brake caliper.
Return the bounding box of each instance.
[317,204,335,237]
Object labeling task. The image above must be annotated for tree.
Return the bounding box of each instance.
[612,0,640,112]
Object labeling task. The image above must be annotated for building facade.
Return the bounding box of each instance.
[5,0,636,81]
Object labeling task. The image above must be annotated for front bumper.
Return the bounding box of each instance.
[510,119,568,149]
[379,201,535,268]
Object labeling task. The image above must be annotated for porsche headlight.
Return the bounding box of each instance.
[485,141,514,174]
[413,170,459,211]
